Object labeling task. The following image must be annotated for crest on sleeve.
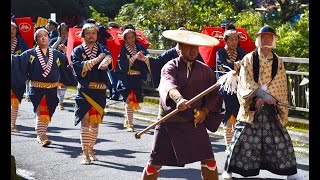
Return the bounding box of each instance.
[56,58,61,67]
[29,55,35,64]
[82,53,87,60]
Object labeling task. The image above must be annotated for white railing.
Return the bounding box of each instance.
[147,49,309,113]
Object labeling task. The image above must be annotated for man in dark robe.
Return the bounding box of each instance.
[141,30,224,180]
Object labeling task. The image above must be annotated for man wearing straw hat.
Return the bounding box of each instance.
[140,29,224,180]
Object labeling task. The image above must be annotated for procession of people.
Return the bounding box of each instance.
[11,14,306,180]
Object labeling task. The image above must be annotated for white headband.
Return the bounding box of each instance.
[34,28,49,42]
[223,29,238,38]
[11,21,17,28]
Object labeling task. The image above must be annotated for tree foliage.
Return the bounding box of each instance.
[115,0,237,49]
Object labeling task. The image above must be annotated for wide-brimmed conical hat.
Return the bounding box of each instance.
[162,30,219,47]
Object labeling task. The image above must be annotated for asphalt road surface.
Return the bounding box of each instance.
[11,100,309,180]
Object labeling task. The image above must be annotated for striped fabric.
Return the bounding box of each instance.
[11,37,17,54]
[125,104,134,126]
[125,43,137,67]
[82,43,99,72]
[35,121,48,136]
[89,128,98,147]
[35,46,54,77]
[223,127,235,150]
[225,47,238,63]
[82,43,98,60]
[11,106,19,128]
[80,127,90,149]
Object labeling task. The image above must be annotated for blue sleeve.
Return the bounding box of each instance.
[118,46,130,73]
[49,38,57,47]
[71,46,86,77]
[56,50,77,86]
[11,50,30,88]
[216,48,238,79]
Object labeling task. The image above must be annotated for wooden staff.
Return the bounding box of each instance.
[134,81,222,139]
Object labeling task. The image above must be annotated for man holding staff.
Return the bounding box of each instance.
[140,29,224,180]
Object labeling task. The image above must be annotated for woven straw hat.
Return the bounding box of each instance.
[162,30,219,47]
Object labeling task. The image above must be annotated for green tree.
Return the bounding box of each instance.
[115,0,236,49]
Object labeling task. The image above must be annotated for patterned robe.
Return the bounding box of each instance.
[237,48,288,125]
[224,47,296,177]
[71,43,111,126]
[148,56,223,166]
[12,47,73,117]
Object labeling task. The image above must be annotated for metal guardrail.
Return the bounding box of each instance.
[147,49,309,113]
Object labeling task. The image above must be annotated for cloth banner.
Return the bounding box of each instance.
[67,27,129,70]
[105,28,122,70]
[15,17,34,49]
[66,28,82,66]
[199,27,256,68]
[107,27,150,70]
[36,17,48,28]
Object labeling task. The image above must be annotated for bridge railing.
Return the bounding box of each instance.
[147,49,309,113]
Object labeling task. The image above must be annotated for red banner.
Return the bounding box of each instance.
[105,28,121,70]
[107,27,150,69]
[15,17,34,49]
[66,27,150,69]
[66,28,123,70]
[199,27,256,68]
[66,28,82,66]
[109,28,150,49]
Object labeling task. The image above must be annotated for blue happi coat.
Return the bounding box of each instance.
[71,43,111,126]
[12,47,74,117]
[116,42,150,102]
[216,47,247,124]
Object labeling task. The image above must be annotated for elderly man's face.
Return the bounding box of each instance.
[179,43,199,62]
[260,33,274,47]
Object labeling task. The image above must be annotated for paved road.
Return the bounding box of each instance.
[11,100,309,180]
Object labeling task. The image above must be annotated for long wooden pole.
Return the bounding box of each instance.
[134,82,221,139]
